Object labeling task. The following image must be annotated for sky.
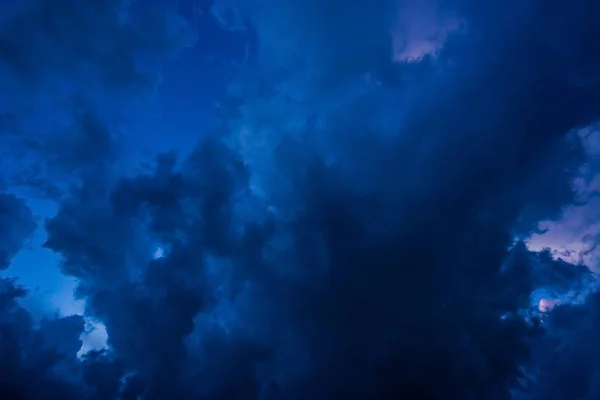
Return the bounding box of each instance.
[2,0,600,399]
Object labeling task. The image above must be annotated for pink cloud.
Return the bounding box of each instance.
[527,127,600,269]
[390,0,462,62]
[539,298,561,312]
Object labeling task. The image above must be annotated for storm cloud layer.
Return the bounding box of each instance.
[2,0,600,399]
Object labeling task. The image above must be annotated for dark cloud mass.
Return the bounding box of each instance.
[3,0,600,399]
[0,0,196,196]
[0,191,36,269]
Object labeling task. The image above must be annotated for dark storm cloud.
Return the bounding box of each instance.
[0,0,200,398]
[520,292,600,400]
[0,0,195,93]
[3,0,600,399]
[0,278,86,399]
[45,137,272,398]
[0,0,196,196]
[0,191,36,269]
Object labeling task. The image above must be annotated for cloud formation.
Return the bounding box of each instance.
[2,0,600,399]
[0,0,196,196]
[0,191,36,269]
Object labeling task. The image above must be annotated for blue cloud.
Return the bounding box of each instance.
[2,0,600,399]
[0,191,36,269]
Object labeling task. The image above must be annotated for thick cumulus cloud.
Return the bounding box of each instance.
[0,0,196,195]
[0,190,36,269]
[0,0,195,93]
[526,291,600,400]
[0,278,84,399]
[3,0,600,399]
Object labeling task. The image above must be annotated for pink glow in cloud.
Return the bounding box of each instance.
[527,127,600,269]
[539,298,561,312]
[390,0,462,62]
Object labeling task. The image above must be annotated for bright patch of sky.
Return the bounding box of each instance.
[527,127,600,269]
